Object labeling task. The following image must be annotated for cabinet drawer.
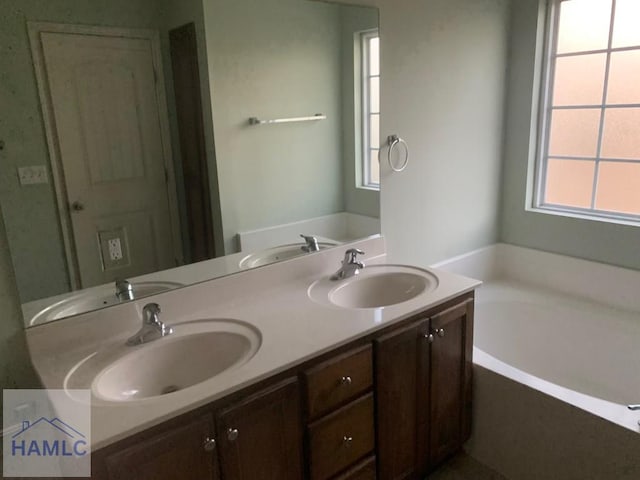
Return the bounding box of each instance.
[304,344,372,419]
[332,456,376,480]
[308,394,375,480]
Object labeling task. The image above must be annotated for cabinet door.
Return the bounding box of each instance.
[428,299,473,467]
[216,377,303,480]
[374,319,428,480]
[104,414,219,480]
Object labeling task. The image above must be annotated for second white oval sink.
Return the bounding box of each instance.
[239,242,338,269]
[309,265,439,309]
[29,281,184,326]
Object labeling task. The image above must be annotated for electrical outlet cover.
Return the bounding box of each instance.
[98,228,130,270]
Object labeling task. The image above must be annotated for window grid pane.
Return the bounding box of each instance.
[538,0,640,221]
[361,31,380,188]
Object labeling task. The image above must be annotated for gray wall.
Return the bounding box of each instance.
[202,0,347,254]
[500,0,640,270]
[334,0,509,266]
[340,5,380,219]
[0,207,40,411]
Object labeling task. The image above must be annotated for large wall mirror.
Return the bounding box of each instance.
[0,0,380,327]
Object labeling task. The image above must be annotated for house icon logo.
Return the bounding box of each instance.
[3,389,91,477]
[11,417,88,458]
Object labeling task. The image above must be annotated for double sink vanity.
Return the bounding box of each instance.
[26,236,480,479]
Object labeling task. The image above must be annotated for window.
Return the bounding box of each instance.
[535,0,640,221]
[359,30,380,189]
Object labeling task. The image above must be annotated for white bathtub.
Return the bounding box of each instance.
[436,244,640,479]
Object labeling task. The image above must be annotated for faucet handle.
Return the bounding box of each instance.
[344,248,365,264]
[142,303,161,324]
[300,234,320,253]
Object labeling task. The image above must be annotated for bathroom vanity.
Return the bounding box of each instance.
[25,238,479,480]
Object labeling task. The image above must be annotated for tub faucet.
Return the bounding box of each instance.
[331,248,365,281]
[115,279,134,301]
[126,303,173,346]
[300,234,320,253]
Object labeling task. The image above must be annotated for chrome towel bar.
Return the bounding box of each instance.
[248,114,326,125]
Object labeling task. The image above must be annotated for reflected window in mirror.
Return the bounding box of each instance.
[359,30,380,190]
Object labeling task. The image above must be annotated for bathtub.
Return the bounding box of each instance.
[435,244,640,480]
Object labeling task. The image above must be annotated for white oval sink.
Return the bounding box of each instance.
[239,242,338,269]
[65,319,261,402]
[29,281,184,326]
[308,265,439,309]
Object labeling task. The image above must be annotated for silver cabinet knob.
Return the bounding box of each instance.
[71,201,85,212]
[436,328,445,338]
[203,437,216,452]
[343,435,353,447]
[227,428,239,441]
[340,376,352,386]
[424,333,434,343]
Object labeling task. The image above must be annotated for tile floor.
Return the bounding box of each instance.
[428,453,508,480]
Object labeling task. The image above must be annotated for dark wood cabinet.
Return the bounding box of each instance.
[216,378,303,480]
[375,319,426,480]
[375,298,474,479]
[93,294,474,480]
[98,379,302,480]
[428,300,473,467]
[104,414,219,480]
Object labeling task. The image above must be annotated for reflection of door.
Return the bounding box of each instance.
[31,24,181,289]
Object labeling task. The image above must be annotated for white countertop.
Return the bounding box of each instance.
[25,236,480,450]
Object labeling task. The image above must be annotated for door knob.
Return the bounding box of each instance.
[424,333,434,343]
[227,428,239,441]
[71,201,85,212]
[436,328,445,338]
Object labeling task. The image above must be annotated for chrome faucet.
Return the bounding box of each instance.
[115,279,134,301]
[126,303,173,346]
[300,234,320,253]
[331,248,365,281]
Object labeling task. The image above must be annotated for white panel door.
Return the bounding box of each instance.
[40,32,177,288]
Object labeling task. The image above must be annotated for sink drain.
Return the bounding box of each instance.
[161,385,180,395]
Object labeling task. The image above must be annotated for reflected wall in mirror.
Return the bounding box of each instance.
[0,0,380,327]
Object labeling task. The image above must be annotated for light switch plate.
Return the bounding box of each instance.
[18,165,48,185]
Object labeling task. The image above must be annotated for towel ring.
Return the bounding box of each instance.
[387,135,409,172]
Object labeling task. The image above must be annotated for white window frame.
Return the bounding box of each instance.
[533,0,640,225]
[359,29,380,190]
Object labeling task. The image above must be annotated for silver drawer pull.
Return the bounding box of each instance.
[340,376,352,386]
[227,428,239,441]
[343,435,353,447]
[203,437,216,452]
